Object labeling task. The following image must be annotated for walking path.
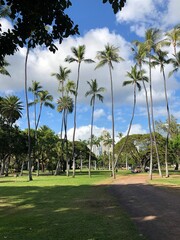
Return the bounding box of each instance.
[108,174,180,240]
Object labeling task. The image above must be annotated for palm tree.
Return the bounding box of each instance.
[164,25,180,56]
[132,41,162,178]
[85,79,105,177]
[169,51,180,77]
[1,95,23,126]
[24,46,33,181]
[1,95,23,176]
[57,96,74,176]
[65,44,94,177]
[28,80,43,130]
[36,90,55,130]
[51,65,71,96]
[115,65,147,167]
[136,28,162,179]
[95,43,124,178]
[102,131,113,171]
[0,59,11,77]
[151,50,172,177]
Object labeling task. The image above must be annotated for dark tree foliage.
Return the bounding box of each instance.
[0,0,79,64]
[0,0,126,65]
[102,0,126,13]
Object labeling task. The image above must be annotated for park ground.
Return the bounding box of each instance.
[0,170,179,240]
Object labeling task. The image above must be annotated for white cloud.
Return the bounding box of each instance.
[116,0,156,23]
[66,125,108,141]
[163,0,180,27]
[123,124,147,136]
[94,109,105,120]
[116,0,180,36]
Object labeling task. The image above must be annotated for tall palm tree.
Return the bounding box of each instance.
[36,90,55,130]
[65,45,94,177]
[55,80,76,175]
[115,65,147,167]
[28,80,43,130]
[85,79,105,177]
[138,28,162,179]
[24,46,33,181]
[57,96,74,176]
[51,65,71,96]
[95,43,124,178]
[151,50,172,177]
[132,41,162,177]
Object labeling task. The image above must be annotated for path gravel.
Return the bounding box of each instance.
[109,174,180,240]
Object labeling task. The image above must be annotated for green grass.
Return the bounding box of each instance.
[150,174,180,186]
[0,171,146,240]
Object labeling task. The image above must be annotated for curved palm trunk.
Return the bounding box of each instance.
[162,68,170,178]
[25,47,33,181]
[115,84,137,168]
[148,58,162,179]
[89,98,95,177]
[72,62,81,177]
[142,63,162,178]
[108,64,115,179]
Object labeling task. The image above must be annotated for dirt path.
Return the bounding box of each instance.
[108,174,180,240]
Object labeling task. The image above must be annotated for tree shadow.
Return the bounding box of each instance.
[109,182,180,240]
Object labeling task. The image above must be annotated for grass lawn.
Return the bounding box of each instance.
[0,171,146,240]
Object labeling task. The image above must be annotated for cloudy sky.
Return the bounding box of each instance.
[0,0,180,142]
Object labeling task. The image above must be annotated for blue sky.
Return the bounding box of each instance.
[0,0,180,142]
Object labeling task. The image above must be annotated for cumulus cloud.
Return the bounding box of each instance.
[66,125,109,141]
[116,0,180,36]
[123,124,147,136]
[94,109,105,120]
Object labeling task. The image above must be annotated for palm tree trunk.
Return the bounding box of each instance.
[36,103,43,130]
[115,84,137,168]
[89,98,95,177]
[142,63,162,178]
[64,109,69,177]
[25,47,33,181]
[163,68,170,177]
[72,62,81,177]
[148,57,162,180]
[108,64,115,179]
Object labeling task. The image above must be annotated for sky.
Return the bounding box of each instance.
[0,0,180,142]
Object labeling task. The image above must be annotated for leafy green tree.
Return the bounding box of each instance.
[0,0,79,65]
[85,79,105,177]
[0,95,23,176]
[95,43,124,178]
[65,44,94,177]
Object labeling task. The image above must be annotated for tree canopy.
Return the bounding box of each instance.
[0,0,126,65]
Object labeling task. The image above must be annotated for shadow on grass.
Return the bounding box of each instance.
[0,182,145,240]
[109,181,180,240]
